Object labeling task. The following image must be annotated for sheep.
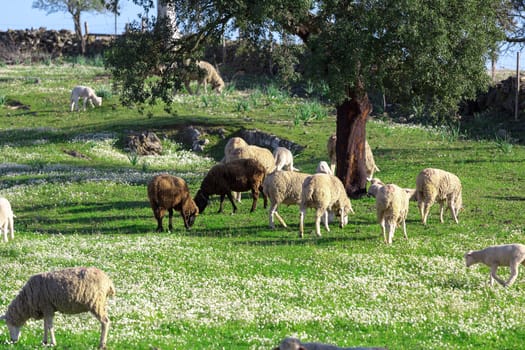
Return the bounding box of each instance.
[416,168,462,225]
[263,171,310,228]
[367,178,417,201]
[375,183,412,244]
[0,197,15,243]
[1,267,115,349]
[183,60,225,94]
[299,173,354,238]
[147,174,199,232]
[273,147,299,171]
[194,158,267,214]
[70,85,102,112]
[316,160,333,175]
[327,134,379,177]
[223,137,276,202]
[273,337,387,350]
[465,244,525,287]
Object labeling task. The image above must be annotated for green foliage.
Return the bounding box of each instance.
[294,100,328,126]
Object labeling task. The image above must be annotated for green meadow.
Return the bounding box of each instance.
[0,63,524,349]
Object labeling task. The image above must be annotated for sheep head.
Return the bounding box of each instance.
[182,200,199,229]
[464,251,476,267]
[194,190,209,214]
[1,315,21,343]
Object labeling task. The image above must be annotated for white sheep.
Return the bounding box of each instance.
[273,337,387,350]
[183,60,225,94]
[70,85,102,112]
[416,168,462,225]
[1,267,115,349]
[263,171,310,228]
[367,178,416,201]
[316,160,333,175]
[375,183,411,244]
[0,197,15,243]
[299,173,354,238]
[327,134,379,177]
[273,147,299,171]
[465,244,525,287]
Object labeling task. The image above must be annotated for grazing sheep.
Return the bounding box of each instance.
[274,337,387,350]
[273,147,299,171]
[316,161,333,175]
[147,174,199,232]
[368,178,417,202]
[194,158,267,214]
[375,183,411,244]
[416,168,462,225]
[299,173,354,238]
[224,139,276,202]
[222,137,250,202]
[70,86,102,112]
[0,197,15,243]
[1,267,115,349]
[263,171,310,228]
[183,60,225,94]
[327,134,379,177]
[465,244,525,287]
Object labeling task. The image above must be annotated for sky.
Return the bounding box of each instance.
[0,1,522,70]
[1,0,150,35]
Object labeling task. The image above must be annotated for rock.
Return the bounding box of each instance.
[127,131,162,156]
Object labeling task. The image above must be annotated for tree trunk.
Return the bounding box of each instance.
[335,89,371,199]
[72,11,85,55]
[157,0,181,40]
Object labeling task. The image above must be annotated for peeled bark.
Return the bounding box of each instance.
[335,90,371,199]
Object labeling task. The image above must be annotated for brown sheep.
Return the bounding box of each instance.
[147,174,199,232]
[194,158,267,214]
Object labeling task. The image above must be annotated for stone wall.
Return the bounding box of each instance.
[0,28,114,63]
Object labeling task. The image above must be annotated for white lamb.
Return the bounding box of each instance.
[70,85,102,112]
[299,173,354,238]
[375,183,411,244]
[0,197,15,243]
[416,168,462,225]
[274,337,387,350]
[183,60,225,94]
[327,134,379,177]
[1,267,115,349]
[273,146,299,171]
[465,244,525,287]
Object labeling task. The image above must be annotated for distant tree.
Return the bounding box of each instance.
[107,0,504,197]
[33,0,106,54]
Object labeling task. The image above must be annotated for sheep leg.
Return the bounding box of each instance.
[154,208,165,232]
[380,218,387,244]
[92,308,110,349]
[2,224,7,243]
[261,187,268,209]
[274,211,287,228]
[82,97,88,111]
[168,208,174,232]
[43,315,56,346]
[184,81,194,95]
[490,265,507,287]
[387,222,395,244]
[505,262,520,287]
[299,208,306,238]
[401,218,408,240]
[269,202,287,228]
[225,192,238,213]
[439,202,445,223]
[9,214,14,240]
[249,189,259,213]
[70,98,77,112]
[321,210,330,233]
[315,208,325,237]
[450,201,459,224]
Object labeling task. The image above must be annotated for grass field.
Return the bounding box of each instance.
[0,63,525,349]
